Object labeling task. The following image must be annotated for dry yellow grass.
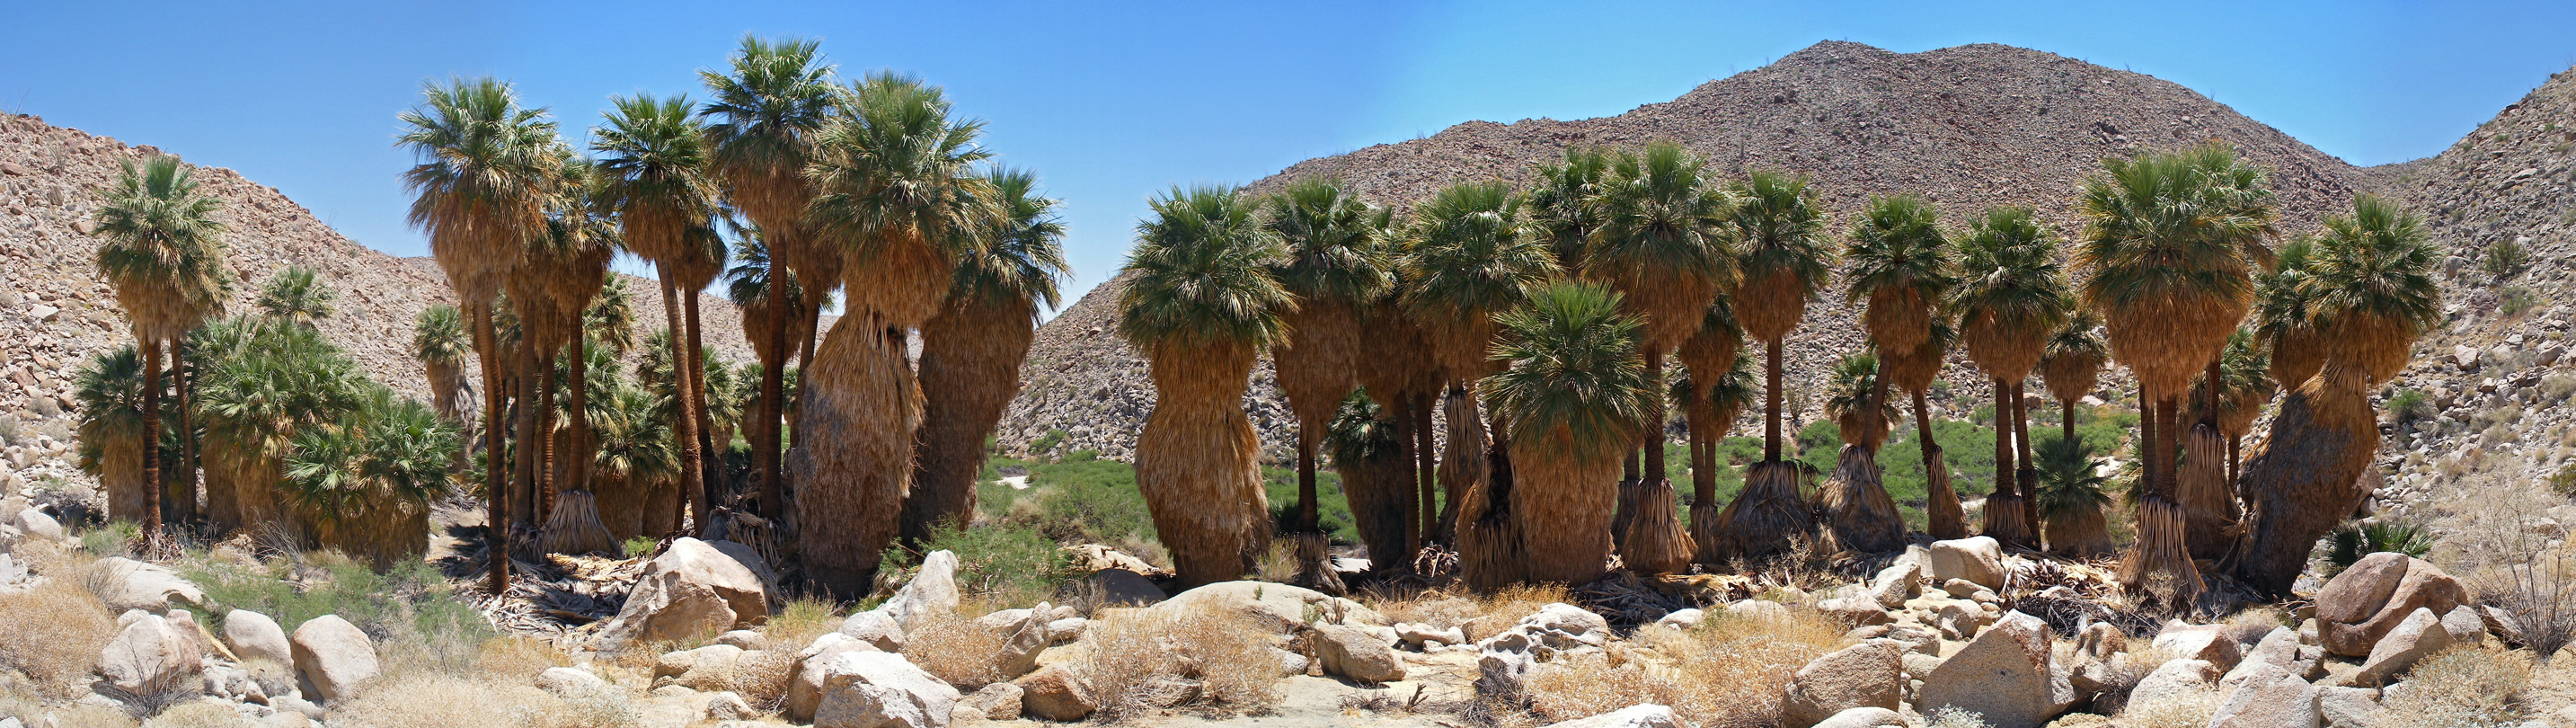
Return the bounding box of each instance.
[1523,607,1844,728]
[474,636,576,681]
[333,674,560,728]
[2115,685,2220,728]
[2375,645,2533,726]
[902,608,1004,690]
[757,595,843,653]
[1070,600,1281,722]
[0,557,118,698]
[141,701,254,728]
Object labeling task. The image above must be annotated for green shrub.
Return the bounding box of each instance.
[1261,466,1359,545]
[2548,464,2576,497]
[986,454,1157,546]
[621,537,659,559]
[2326,520,2433,574]
[2483,236,2531,282]
[886,523,1075,608]
[182,550,491,675]
[1026,429,1067,457]
[2501,286,2538,315]
[2386,388,2435,424]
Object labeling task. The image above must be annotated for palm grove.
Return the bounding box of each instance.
[75,35,2439,606]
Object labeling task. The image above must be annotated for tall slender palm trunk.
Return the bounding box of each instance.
[2063,400,2078,444]
[1917,388,1964,539]
[662,280,708,535]
[1765,341,1784,462]
[1297,429,1318,532]
[175,342,199,528]
[2013,381,2038,534]
[536,348,560,523]
[793,307,820,451]
[1983,378,2032,547]
[685,294,720,517]
[140,338,164,538]
[756,280,789,520]
[1393,398,1421,560]
[564,335,595,499]
[474,305,511,592]
[1413,391,1438,546]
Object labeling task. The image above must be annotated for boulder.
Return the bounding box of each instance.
[2126,659,2218,708]
[2222,627,2301,690]
[537,666,608,696]
[1085,568,1165,607]
[654,644,748,691]
[791,633,884,722]
[810,651,961,728]
[2315,686,2377,728]
[1916,611,2074,728]
[1812,707,1908,728]
[1154,581,1387,630]
[2315,553,2465,657]
[2208,661,2319,728]
[1866,558,1921,609]
[953,681,1022,723]
[706,691,757,722]
[2439,605,2486,644]
[1933,601,1987,641]
[879,550,962,632]
[838,609,908,653]
[289,615,380,705]
[594,537,772,651]
[2150,623,2244,670]
[1540,704,1686,728]
[98,613,198,694]
[93,557,204,614]
[1783,640,1902,728]
[1314,624,1405,683]
[223,609,293,667]
[8,509,61,542]
[1014,666,1096,722]
[1927,537,2005,590]
[715,629,765,649]
[994,604,1053,679]
[1396,622,1468,646]
[1650,609,1703,632]
[1816,597,1893,627]
[2356,608,2453,685]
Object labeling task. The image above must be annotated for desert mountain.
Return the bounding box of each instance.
[1002,40,2377,460]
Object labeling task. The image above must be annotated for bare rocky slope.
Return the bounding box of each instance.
[1002,40,2374,460]
[0,112,759,482]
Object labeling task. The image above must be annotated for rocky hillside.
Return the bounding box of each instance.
[2366,67,2576,519]
[0,113,758,483]
[1002,40,2372,460]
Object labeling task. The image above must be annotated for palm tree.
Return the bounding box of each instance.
[1950,206,2068,549]
[1260,177,1389,544]
[2077,143,2277,603]
[2253,237,2323,390]
[2039,309,2108,446]
[907,167,1068,545]
[255,267,336,327]
[399,76,562,590]
[2035,436,2112,556]
[1707,169,1832,560]
[792,72,994,595]
[724,229,817,487]
[1527,146,1613,270]
[506,156,611,530]
[595,93,721,535]
[1118,185,1293,588]
[1482,280,1655,585]
[2192,331,2274,488]
[701,34,835,524]
[74,347,152,525]
[280,390,458,569]
[1585,141,1732,572]
[92,155,233,538]
[1885,319,1965,538]
[1677,297,1746,562]
[1399,182,1558,575]
[196,318,367,547]
[2231,194,2440,595]
[414,306,474,422]
[585,382,680,545]
[1325,391,1411,573]
[1834,194,1955,552]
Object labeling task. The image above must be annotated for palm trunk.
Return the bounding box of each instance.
[536,347,560,524]
[474,305,511,592]
[792,305,819,452]
[2063,399,2077,445]
[1297,429,1318,532]
[1393,394,1421,562]
[1438,382,1485,547]
[1764,340,1784,462]
[1866,353,1894,455]
[1413,390,1437,547]
[1918,387,1965,539]
[663,279,707,536]
[563,335,594,504]
[1982,377,2032,547]
[2013,380,2038,537]
[757,278,789,520]
[140,337,164,539]
[685,292,721,520]
[175,338,199,528]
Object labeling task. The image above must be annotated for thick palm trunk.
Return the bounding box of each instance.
[1518,438,1621,584]
[1918,388,1965,539]
[2013,380,2039,537]
[2063,400,2077,445]
[792,316,921,597]
[2227,362,2377,595]
[1393,395,1420,561]
[174,342,198,528]
[1137,343,1271,589]
[140,337,164,538]
[662,279,707,536]
[756,280,789,520]
[2120,391,2205,604]
[1764,340,1784,462]
[474,305,510,592]
[1296,431,1318,532]
[906,300,1040,545]
[1438,383,1487,548]
[1821,443,1906,553]
[1459,420,1525,590]
[1412,391,1438,546]
[685,293,721,520]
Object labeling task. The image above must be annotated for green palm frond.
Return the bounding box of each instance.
[397,76,562,271]
[412,305,470,368]
[1118,185,1292,351]
[1265,177,1391,306]
[1586,140,1735,287]
[2043,308,2109,371]
[1398,181,1559,324]
[952,166,1070,315]
[807,71,996,269]
[699,35,835,216]
[91,155,234,337]
[2075,142,2276,315]
[1844,194,1956,310]
[722,226,829,312]
[592,383,678,487]
[586,276,636,358]
[1729,168,1835,298]
[1823,352,1899,429]
[73,346,149,476]
[593,93,718,263]
[2036,436,2111,518]
[1323,390,1403,465]
[1481,280,1653,459]
[2307,194,2442,344]
[256,266,336,327]
[282,389,459,520]
[2253,235,2317,346]
[1950,207,2071,340]
[1527,146,1613,269]
[197,317,368,467]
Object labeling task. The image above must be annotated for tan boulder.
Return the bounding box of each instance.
[1014,666,1096,721]
[1784,640,1902,728]
[1916,611,2073,728]
[2315,553,2464,657]
[289,615,379,705]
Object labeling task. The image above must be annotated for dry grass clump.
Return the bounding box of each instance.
[2432,480,2576,656]
[718,649,795,711]
[756,595,843,652]
[904,607,1005,690]
[525,688,642,728]
[333,674,557,728]
[40,704,139,728]
[475,636,575,681]
[1367,590,1483,633]
[0,558,118,697]
[2221,607,2288,645]
[141,701,254,728]
[2374,645,2533,727]
[2115,685,2220,728]
[1925,707,1995,728]
[1522,607,1845,728]
[1070,601,1282,722]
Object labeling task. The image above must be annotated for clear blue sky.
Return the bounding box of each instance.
[6,1,2572,313]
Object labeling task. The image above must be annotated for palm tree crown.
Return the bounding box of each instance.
[1727,169,1834,342]
[397,76,562,303]
[952,167,1071,316]
[1951,206,2070,380]
[1527,146,1612,269]
[699,35,836,230]
[1399,181,1560,376]
[1586,140,1738,352]
[256,267,335,328]
[93,155,233,342]
[2075,141,2278,395]
[1118,186,1293,352]
[1844,194,1955,353]
[1482,280,1654,461]
[807,71,996,326]
[1266,177,1392,306]
[2306,194,2442,383]
[593,93,718,267]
